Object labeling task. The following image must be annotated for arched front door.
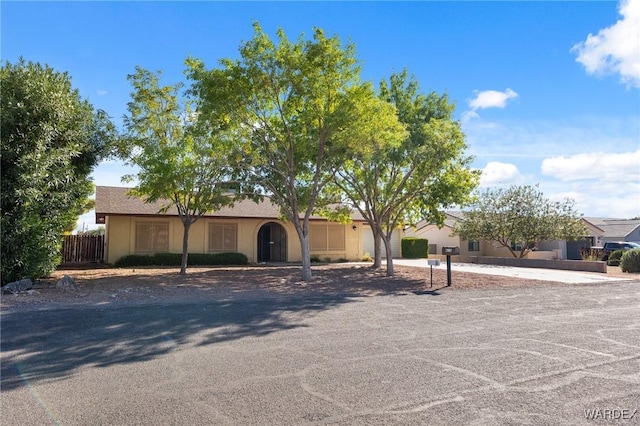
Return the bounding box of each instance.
[257,222,287,262]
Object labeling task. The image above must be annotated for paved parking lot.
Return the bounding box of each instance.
[2,279,639,425]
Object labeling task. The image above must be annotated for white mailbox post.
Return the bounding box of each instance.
[426,259,440,287]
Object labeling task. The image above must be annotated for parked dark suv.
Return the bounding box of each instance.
[592,241,640,262]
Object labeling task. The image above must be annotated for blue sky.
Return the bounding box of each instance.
[2,1,639,229]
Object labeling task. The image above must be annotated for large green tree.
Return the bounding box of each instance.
[1,59,114,283]
[453,185,586,258]
[332,70,479,276]
[189,24,369,281]
[122,67,241,275]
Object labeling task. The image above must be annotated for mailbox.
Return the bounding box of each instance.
[442,246,460,255]
[426,259,440,287]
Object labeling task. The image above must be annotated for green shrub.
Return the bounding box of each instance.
[113,254,155,267]
[310,254,321,263]
[401,237,429,259]
[607,249,625,266]
[114,252,248,268]
[620,248,640,273]
[201,252,248,265]
[153,252,180,266]
[361,252,373,262]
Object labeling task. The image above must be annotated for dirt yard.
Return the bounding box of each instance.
[1,263,632,312]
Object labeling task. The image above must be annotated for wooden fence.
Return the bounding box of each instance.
[61,235,105,263]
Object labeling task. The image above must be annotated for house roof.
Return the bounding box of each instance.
[95,186,365,222]
[415,212,605,237]
[583,217,640,239]
[413,211,463,231]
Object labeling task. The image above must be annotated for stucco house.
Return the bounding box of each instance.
[404,212,506,257]
[583,218,640,244]
[405,212,604,260]
[95,186,367,265]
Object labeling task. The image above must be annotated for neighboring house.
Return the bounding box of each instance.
[583,218,640,244]
[404,212,492,257]
[406,212,464,255]
[405,212,604,260]
[552,219,604,260]
[95,186,366,265]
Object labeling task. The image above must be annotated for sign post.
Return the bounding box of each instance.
[426,259,440,287]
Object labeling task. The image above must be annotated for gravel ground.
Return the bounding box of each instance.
[2,263,633,312]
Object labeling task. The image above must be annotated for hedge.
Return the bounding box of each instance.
[401,237,429,259]
[114,252,249,268]
[620,248,640,273]
[607,249,625,266]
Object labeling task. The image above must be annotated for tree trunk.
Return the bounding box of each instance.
[299,232,312,281]
[372,231,382,269]
[180,221,191,275]
[382,233,394,277]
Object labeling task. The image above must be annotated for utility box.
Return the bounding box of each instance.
[427,259,441,266]
[442,246,460,255]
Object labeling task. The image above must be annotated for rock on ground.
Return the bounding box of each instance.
[56,275,78,292]
[2,278,33,294]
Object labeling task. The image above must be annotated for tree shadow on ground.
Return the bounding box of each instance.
[0,295,352,391]
[1,265,447,392]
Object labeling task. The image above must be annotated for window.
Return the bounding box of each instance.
[511,241,535,252]
[209,223,238,252]
[135,222,169,253]
[468,240,480,252]
[310,224,345,251]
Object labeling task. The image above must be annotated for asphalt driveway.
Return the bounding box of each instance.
[2,280,639,425]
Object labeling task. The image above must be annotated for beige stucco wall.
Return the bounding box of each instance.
[483,243,565,259]
[105,215,363,264]
[482,243,516,257]
[402,222,572,260]
[405,224,487,256]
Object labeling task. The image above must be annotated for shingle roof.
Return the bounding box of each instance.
[95,186,364,221]
[583,217,640,239]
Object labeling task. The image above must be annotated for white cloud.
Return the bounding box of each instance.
[541,149,640,182]
[540,180,640,218]
[462,88,519,122]
[461,110,479,122]
[479,161,525,186]
[97,89,108,96]
[469,88,518,110]
[572,0,640,88]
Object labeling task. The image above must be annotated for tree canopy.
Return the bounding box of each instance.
[1,59,115,283]
[188,23,371,280]
[332,70,479,275]
[121,67,241,274]
[453,184,586,258]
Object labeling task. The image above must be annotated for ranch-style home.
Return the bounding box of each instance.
[95,186,612,265]
[404,212,605,260]
[95,186,372,265]
[583,217,640,244]
[404,212,604,260]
